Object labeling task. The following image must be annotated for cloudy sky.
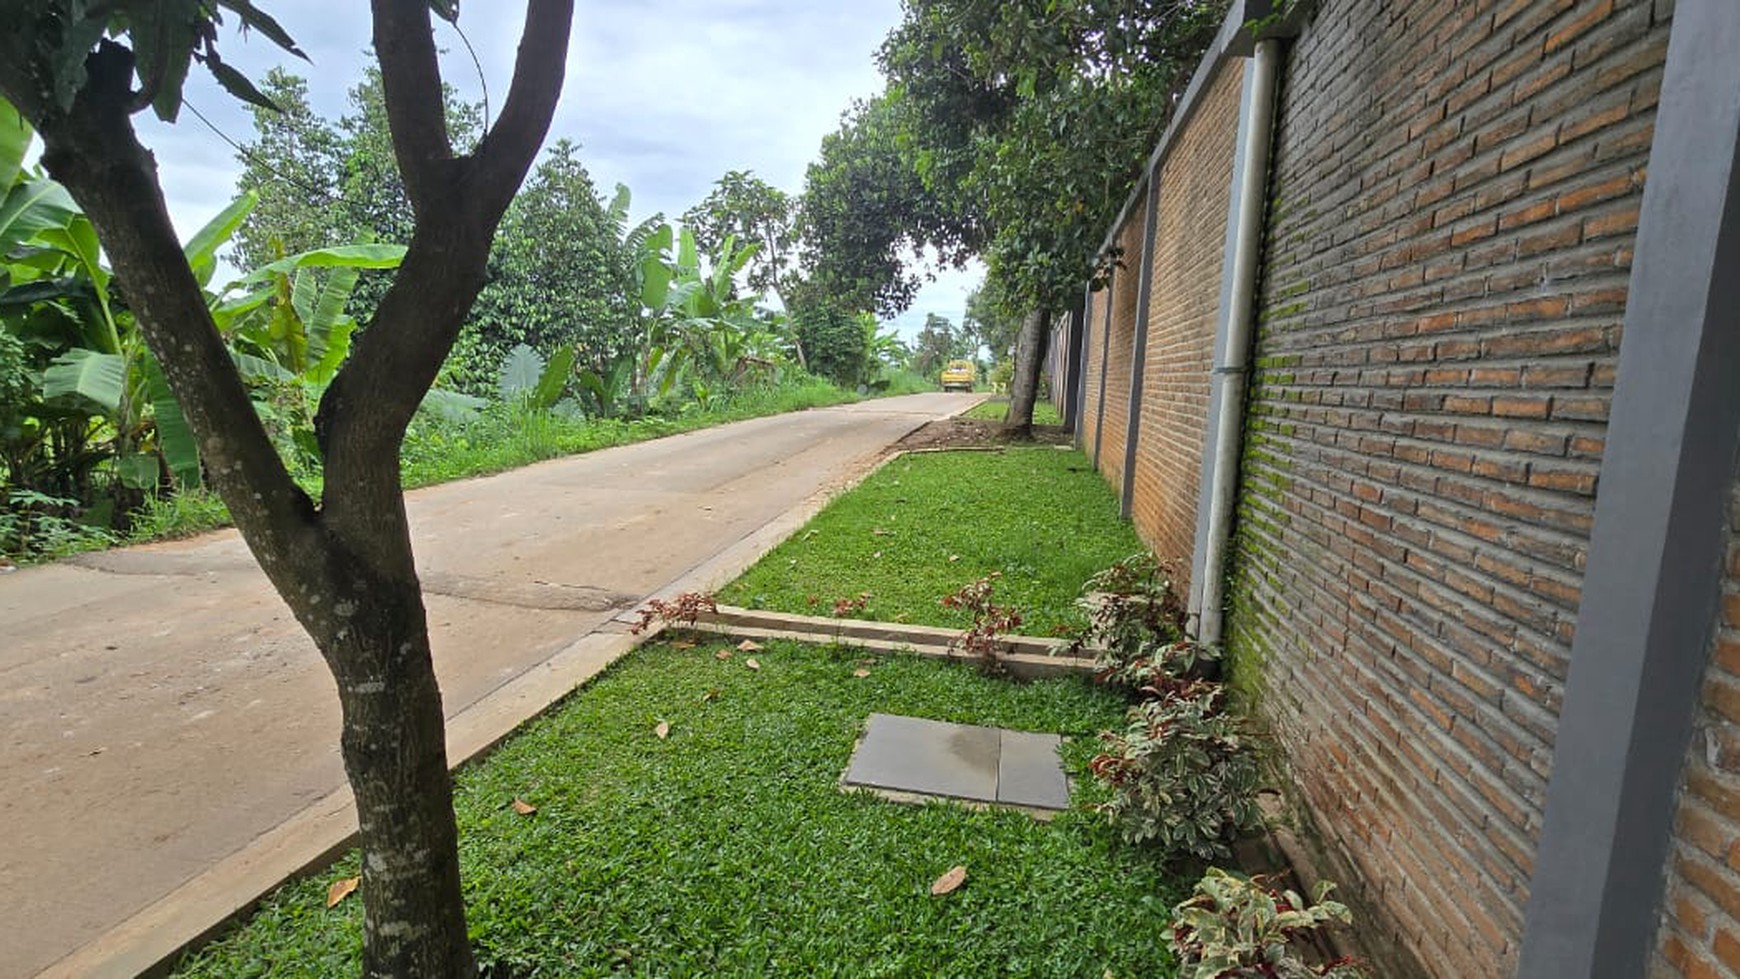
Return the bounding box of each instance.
[128,0,979,340]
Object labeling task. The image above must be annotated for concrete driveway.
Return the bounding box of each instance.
[0,393,972,977]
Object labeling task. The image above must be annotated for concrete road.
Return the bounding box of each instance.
[0,394,968,977]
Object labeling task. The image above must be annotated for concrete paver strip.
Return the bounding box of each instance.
[997,730,1070,809]
[846,714,1001,802]
[842,713,1072,813]
[2,394,972,978]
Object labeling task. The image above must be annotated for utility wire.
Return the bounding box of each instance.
[183,99,381,228]
[448,20,491,132]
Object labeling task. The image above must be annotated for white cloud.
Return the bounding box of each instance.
[122,1,975,335]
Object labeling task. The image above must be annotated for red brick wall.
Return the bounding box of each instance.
[1226,0,1671,975]
[1127,65,1242,582]
[1654,480,1740,977]
[1096,189,1147,493]
[1079,289,1107,455]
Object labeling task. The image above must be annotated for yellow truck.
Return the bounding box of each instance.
[940,359,976,392]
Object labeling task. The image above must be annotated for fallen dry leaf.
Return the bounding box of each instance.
[737,639,763,652]
[326,876,360,908]
[853,669,872,679]
[671,640,696,650]
[872,550,882,559]
[511,798,537,816]
[700,688,721,703]
[655,721,670,740]
[930,865,967,896]
[745,658,761,671]
[948,554,961,563]
[714,648,733,660]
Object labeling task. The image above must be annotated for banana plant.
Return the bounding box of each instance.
[636,223,779,398]
[208,238,408,470]
[0,109,199,500]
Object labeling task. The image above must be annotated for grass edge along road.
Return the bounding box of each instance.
[171,638,1188,978]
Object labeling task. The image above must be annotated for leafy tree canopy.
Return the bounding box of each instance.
[681,170,795,297]
[878,0,1227,314]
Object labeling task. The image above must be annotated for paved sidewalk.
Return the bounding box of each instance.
[0,394,974,978]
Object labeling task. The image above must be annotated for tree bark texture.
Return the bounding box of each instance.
[1006,307,1052,437]
[5,4,574,974]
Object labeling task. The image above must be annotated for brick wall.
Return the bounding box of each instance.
[1653,479,1740,977]
[1079,289,1107,456]
[1127,64,1242,581]
[1225,0,1671,975]
[1094,190,1146,491]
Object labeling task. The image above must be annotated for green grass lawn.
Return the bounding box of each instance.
[720,447,1145,635]
[961,398,1064,426]
[172,639,1184,978]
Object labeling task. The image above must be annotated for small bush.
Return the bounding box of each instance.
[1090,683,1260,858]
[0,489,116,561]
[1074,552,1213,693]
[1169,867,1369,979]
[942,572,1024,674]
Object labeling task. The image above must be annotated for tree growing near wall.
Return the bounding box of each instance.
[0,2,572,975]
[872,0,1225,434]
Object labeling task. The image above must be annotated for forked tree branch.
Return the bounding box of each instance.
[469,0,575,221]
[316,0,573,520]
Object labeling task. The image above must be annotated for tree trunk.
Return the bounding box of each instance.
[6,3,575,972]
[326,580,475,978]
[1006,307,1053,438]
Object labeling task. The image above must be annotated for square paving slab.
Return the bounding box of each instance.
[843,713,1070,812]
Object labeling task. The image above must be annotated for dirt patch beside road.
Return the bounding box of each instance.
[894,417,1074,451]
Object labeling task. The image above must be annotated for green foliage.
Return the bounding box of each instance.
[0,488,114,560]
[635,222,790,398]
[909,311,975,378]
[0,2,309,125]
[796,94,974,316]
[965,278,1025,362]
[455,140,639,396]
[801,0,1228,325]
[231,67,482,326]
[1090,682,1261,858]
[172,638,1188,977]
[1170,868,1369,979]
[721,447,1147,634]
[788,297,867,387]
[877,368,935,396]
[681,170,795,297]
[399,374,853,489]
[212,235,407,475]
[127,487,231,543]
[1072,552,1219,693]
[961,397,1062,425]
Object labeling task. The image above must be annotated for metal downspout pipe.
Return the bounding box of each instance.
[1198,38,1281,646]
